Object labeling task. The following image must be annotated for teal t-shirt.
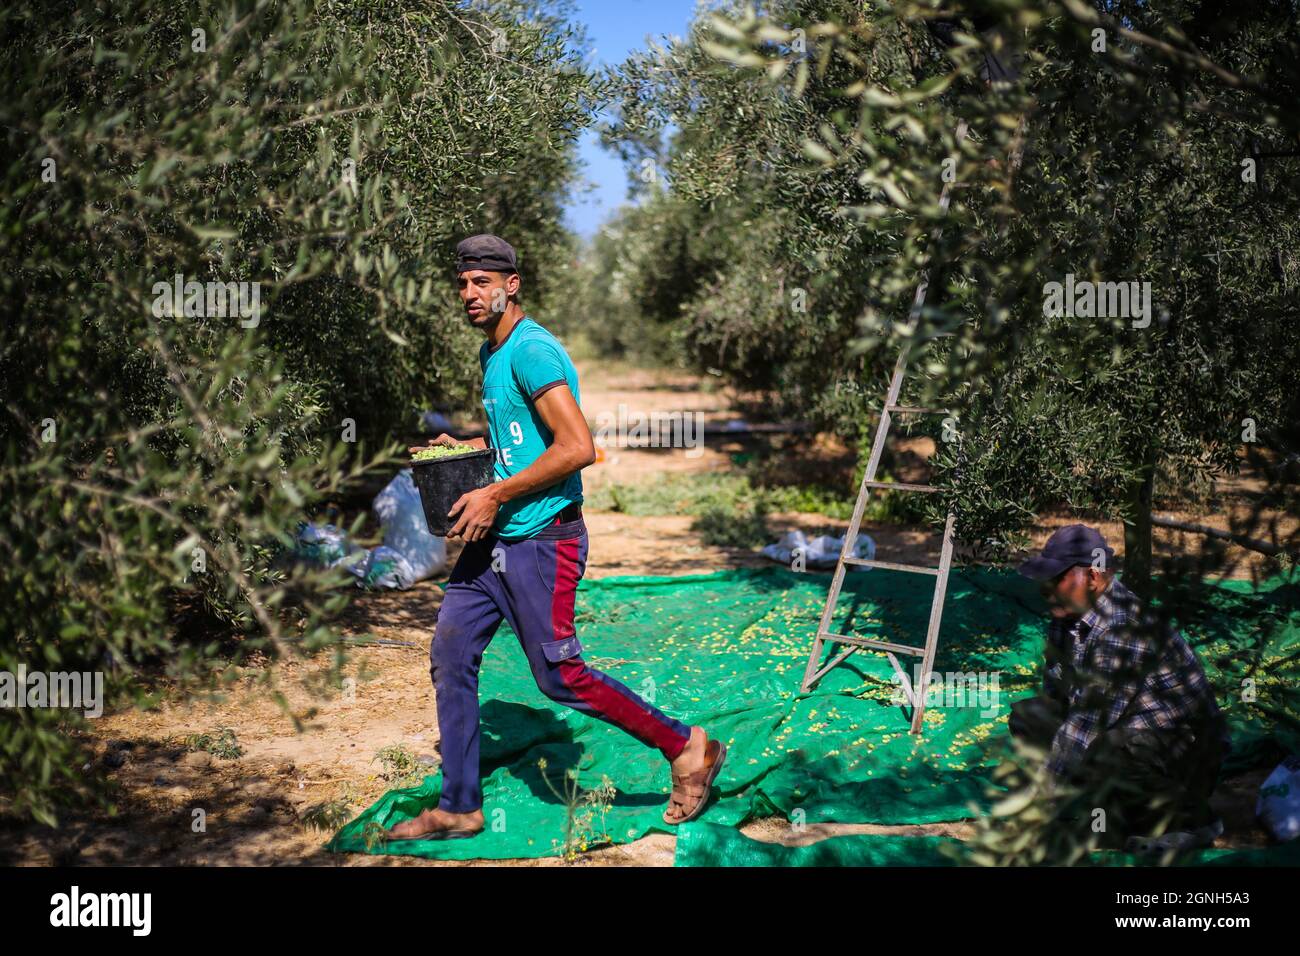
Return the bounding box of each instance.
[478,316,583,540]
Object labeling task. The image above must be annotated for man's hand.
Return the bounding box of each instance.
[447,484,501,542]
[408,432,488,456]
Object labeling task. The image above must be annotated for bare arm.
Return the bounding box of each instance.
[488,385,594,505]
[446,385,593,540]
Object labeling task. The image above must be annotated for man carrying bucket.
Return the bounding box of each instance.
[389,234,726,840]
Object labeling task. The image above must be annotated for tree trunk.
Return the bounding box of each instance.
[1123,447,1156,598]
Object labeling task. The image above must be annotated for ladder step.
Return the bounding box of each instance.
[886,405,946,415]
[843,556,939,575]
[820,632,925,656]
[862,480,941,493]
[886,652,922,710]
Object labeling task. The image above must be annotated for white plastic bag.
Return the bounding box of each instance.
[352,545,420,590]
[1257,754,1300,842]
[366,469,446,586]
[292,522,365,570]
[761,529,876,571]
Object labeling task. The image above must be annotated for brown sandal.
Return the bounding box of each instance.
[663,739,727,825]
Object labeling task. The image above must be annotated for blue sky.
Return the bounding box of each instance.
[563,0,702,240]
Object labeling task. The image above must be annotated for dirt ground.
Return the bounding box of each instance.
[4,359,1290,866]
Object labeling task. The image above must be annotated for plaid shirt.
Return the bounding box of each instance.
[1041,576,1224,778]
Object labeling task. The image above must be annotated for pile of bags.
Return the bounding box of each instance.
[291,470,446,590]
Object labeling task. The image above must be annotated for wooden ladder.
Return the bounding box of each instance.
[798,122,968,734]
[797,351,956,735]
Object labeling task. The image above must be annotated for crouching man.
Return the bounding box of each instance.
[1013,524,1230,852]
[388,234,725,841]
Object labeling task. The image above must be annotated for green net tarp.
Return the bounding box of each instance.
[673,821,1300,867]
[675,821,960,867]
[328,566,1300,861]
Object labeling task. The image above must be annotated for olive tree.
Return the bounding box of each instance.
[0,0,600,823]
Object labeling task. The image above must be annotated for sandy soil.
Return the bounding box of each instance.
[3,358,1290,866]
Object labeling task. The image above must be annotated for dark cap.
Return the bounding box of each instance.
[455,234,518,274]
[1017,523,1115,581]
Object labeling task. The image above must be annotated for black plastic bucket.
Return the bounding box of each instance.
[410,448,497,536]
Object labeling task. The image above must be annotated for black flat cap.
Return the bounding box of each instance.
[455,234,518,274]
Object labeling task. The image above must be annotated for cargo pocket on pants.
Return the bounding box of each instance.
[541,636,583,663]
